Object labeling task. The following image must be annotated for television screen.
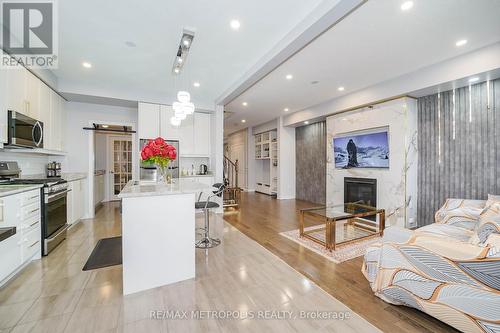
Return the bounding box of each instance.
[333,130,389,168]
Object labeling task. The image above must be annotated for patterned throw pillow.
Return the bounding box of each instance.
[435,199,486,231]
[485,194,500,208]
[470,202,500,245]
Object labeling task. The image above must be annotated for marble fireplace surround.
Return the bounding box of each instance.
[326,97,418,228]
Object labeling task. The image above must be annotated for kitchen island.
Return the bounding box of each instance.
[118,179,214,295]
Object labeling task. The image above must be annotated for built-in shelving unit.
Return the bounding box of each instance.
[255,130,278,195]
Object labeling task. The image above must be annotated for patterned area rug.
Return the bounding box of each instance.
[280,227,381,264]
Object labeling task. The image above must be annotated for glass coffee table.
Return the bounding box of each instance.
[299,203,385,251]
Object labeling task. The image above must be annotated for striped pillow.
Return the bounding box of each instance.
[470,202,500,245]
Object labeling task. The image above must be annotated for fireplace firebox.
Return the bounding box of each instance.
[344,177,377,213]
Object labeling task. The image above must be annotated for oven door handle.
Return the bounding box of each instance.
[46,189,71,203]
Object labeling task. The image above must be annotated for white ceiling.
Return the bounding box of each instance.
[224,0,500,133]
[53,0,325,108]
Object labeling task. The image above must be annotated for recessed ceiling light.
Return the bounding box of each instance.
[177,57,183,63]
[101,125,109,128]
[304,121,309,125]
[82,62,92,69]
[284,108,289,112]
[400,1,414,11]
[193,82,200,87]
[230,19,241,30]
[338,86,345,91]
[455,39,467,47]
[242,102,248,106]
[286,74,293,80]
[174,68,180,74]
[469,77,479,83]
[241,119,246,123]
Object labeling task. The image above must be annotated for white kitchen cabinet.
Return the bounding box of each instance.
[26,72,40,119]
[138,102,160,139]
[179,115,194,155]
[138,102,211,156]
[193,113,211,156]
[0,68,8,143]
[49,91,60,151]
[159,105,179,140]
[39,83,52,148]
[0,189,41,285]
[67,179,84,225]
[94,174,105,207]
[5,63,27,115]
[0,233,22,282]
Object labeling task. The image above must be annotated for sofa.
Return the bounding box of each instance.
[362,198,500,333]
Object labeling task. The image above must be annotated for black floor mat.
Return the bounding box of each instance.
[82,236,122,271]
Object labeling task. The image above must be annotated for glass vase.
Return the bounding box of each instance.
[157,164,172,184]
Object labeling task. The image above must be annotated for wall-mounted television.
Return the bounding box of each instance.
[333,129,389,169]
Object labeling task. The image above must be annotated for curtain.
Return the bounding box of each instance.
[417,79,500,226]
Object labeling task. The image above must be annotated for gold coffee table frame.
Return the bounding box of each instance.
[299,203,385,251]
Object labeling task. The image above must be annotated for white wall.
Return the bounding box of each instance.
[286,42,500,127]
[277,116,296,199]
[252,119,277,135]
[326,97,417,228]
[60,101,138,218]
[62,102,138,173]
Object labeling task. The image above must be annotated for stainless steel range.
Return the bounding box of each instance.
[0,161,69,255]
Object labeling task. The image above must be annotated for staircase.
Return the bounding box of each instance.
[223,156,242,208]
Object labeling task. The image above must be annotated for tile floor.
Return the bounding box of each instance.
[0,203,379,332]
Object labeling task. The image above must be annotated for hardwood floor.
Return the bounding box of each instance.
[223,192,459,333]
[0,202,381,333]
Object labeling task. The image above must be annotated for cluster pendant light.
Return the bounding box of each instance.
[171,30,196,127]
[171,91,195,126]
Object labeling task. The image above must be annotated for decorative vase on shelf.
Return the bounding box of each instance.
[140,137,177,184]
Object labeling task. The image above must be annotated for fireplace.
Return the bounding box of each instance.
[344,177,377,208]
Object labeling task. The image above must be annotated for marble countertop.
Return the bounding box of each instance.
[0,184,43,198]
[62,173,87,182]
[118,179,215,198]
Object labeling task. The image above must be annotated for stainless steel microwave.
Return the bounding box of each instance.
[7,111,44,148]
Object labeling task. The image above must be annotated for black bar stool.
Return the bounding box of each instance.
[195,183,225,248]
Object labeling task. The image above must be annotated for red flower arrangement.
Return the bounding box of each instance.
[141,137,177,168]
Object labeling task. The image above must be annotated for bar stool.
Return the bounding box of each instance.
[195,183,225,248]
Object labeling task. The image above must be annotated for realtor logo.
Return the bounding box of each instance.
[1,0,58,68]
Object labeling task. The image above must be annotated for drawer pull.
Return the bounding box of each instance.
[29,221,39,227]
[28,195,38,200]
[29,208,40,214]
[28,240,40,248]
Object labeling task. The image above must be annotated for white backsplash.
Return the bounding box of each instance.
[0,151,50,176]
[179,157,210,175]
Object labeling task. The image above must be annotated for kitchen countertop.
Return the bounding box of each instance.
[118,179,214,198]
[62,173,87,182]
[180,173,214,178]
[0,184,43,197]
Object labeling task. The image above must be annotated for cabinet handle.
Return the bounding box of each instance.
[29,220,39,227]
[28,240,40,248]
[28,195,38,200]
